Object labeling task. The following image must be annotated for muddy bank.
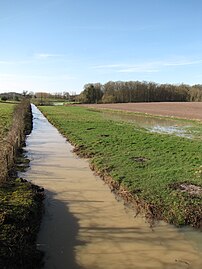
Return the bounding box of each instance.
[20,105,202,269]
[80,102,202,121]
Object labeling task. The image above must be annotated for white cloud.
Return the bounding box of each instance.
[35,53,64,59]
[92,62,160,73]
[93,64,123,69]
[163,59,202,66]
[118,68,159,73]
[92,58,202,74]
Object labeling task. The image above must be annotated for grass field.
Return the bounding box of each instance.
[0,103,15,137]
[40,105,202,228]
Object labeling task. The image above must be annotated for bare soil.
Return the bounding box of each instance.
[80,102,202,121]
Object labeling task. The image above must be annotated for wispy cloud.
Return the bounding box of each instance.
[93,62,160,73]
[35,53,64,59]
[118,62,160,73]
[94,64,123,69]
[118,67,159,73]
[93,58,202,74]
[163,59,202,66]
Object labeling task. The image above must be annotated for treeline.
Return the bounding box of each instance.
[78,81,202,103]
[0,92,22,102]
[32,91,77,105]
[0,100,32,183]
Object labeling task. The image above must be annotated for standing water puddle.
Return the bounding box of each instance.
[20,105,202,269]
[101,111,197,139]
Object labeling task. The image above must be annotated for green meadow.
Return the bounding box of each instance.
[0,103,15,137]
[40,105,202,228]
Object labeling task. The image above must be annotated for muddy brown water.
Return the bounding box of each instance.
[20,105,202,269]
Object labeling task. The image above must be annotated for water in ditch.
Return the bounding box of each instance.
[20,105,202,269]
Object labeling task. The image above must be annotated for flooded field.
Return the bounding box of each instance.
[20,105,202,269]
[100,110,202,139]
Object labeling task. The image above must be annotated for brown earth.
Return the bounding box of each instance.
[80,102,202,121]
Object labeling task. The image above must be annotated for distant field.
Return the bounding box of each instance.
[80,102,202,121]
[0,103,15,138]
[40,105,202,228]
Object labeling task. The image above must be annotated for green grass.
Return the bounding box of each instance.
[0,179,43,268]
[40,105,202,228]
[0,103,15,138]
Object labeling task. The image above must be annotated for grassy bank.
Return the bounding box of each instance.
[40,105,202,229]
[0,179,44,269]
[0,101,44,268]
[0,100,33,183]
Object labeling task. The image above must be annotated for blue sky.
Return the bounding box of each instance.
[0,0,202,94]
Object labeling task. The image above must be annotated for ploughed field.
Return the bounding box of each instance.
[40,105,202,228]
[81,102,202,121]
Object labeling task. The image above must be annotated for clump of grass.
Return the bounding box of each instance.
[40,106,202,229]
[0,178,44,269]
[195,165,202,179]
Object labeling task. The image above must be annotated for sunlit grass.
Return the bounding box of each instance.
[0,103,15,137]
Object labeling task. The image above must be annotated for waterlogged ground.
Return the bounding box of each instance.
[83,102,202,139]
[20,105,202,269]
[100,110,200,139]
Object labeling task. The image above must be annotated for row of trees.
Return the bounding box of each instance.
[78,81,202,103]
[0,92,23,101]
